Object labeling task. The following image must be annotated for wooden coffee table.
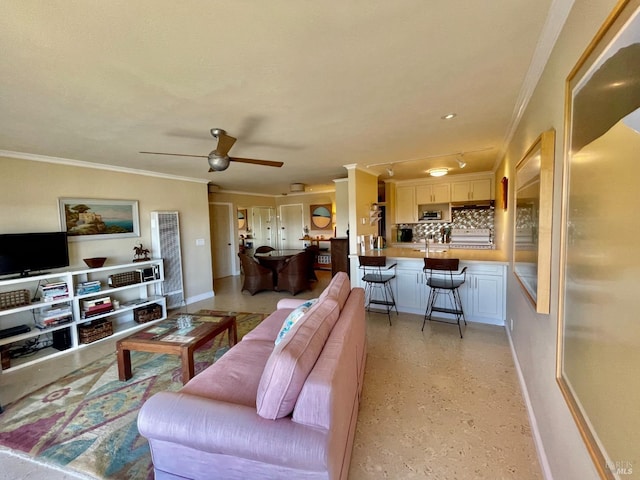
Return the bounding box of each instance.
[116,312,237,385]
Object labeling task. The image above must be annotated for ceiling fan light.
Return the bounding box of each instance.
[207,154,231,171]
[428,168,449,177]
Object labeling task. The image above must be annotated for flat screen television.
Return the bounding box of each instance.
[0,232,70,277]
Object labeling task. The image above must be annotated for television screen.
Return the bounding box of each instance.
[0,232,69,277]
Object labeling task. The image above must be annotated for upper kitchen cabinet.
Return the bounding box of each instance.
[395,185,417,223]
[450,178,492,202]
[416,184,450,204]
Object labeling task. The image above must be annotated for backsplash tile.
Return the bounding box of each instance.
[397,208,494,241]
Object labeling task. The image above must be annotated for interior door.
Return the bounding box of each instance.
[279,204,304,250]
[251,207,276,249]
[209,203,235,279]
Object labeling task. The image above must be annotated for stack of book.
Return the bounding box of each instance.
[76,280,102,295]
[81,296,114,319]
[36,305,73,329]
[40,282,69,302]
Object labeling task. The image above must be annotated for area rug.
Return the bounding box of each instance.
[0,311,265,480]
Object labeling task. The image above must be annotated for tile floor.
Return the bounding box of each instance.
[0,271,542,479]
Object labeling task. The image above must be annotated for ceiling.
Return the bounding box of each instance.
[0,1,560,196]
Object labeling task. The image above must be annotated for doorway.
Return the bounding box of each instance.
[209,203,235,279]
[279,204,304,250]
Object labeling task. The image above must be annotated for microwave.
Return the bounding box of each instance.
[421,210,442,220]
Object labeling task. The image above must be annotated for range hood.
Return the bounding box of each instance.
[450,200,495,209]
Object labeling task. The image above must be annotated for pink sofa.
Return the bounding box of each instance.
[138,272,366,480]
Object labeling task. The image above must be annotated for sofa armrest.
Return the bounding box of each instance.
[277,298,308,310]
[138,391,327,470]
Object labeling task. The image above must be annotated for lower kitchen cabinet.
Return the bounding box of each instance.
[352,256,506,326]
[461,264,505,325]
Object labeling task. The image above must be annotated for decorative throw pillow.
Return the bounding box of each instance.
[275,298,318,345]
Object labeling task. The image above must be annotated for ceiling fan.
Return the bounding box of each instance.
[140,128,284,172]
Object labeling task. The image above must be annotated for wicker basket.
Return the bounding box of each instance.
[78,319,113,344]
[134,304,163,324]
[0,289,30,310]
[108,271,141,288]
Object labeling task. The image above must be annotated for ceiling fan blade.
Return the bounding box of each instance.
[139,151,208,158]
[214,132,237,157]
[229,157,284,168]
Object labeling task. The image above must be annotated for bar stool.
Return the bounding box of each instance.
[423,257,467,338]
[358,256,398,325]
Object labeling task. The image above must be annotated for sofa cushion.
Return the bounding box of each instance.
[241,308,292,343]
[180,338,274,407]
[319,271,351,310]
[275,298,318,346]
[256,297,340,419]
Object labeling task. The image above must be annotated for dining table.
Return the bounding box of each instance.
[254,249,305,285]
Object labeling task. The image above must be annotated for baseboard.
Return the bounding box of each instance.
[505,326,553,480]
[185,290,215,305]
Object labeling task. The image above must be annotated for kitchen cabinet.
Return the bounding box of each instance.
[461,263,505,324]
[395,186,417,223]
[355,257,506,325]
[451,178,492,202]
[0,259,166,372]
[416,183,450,204]
[393,261,426,311]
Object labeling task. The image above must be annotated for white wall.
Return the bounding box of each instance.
[502,0,620,478]
[0,156,213,303]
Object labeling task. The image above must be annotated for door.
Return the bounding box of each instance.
[279,204,304,250]
[209,203,235,279]
[251,207,276,249]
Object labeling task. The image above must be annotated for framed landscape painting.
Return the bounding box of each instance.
[59,198,140,241]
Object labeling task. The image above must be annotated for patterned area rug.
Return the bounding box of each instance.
[0,311,265,479]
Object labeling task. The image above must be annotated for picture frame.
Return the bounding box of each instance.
[310,204,332,230]
[513,129,555,314]
[501,176,509,210]
[557,1,640,478]
[59,198,140,241]
[237,209,248,231]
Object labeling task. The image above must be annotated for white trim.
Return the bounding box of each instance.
[185,290,215,305]
[495,0,576,171]
[0,150,209,184]
[506,325,554,480]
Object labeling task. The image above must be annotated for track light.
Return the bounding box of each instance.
[386,166,394,177]
[456,157,467,169]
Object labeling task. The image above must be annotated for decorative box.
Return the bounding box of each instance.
[134,304,163,324]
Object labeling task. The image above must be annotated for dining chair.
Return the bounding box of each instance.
[276,252,311,295]
[254,245,276,254]
[423,257,467,337]
[304,245,320,281]
[238,253,274,295]
[358,255,397,325]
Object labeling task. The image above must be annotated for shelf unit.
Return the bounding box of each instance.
[301,238,333,270]
[0,259,166,372]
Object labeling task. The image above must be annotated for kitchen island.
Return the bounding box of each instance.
[350,246,508,325]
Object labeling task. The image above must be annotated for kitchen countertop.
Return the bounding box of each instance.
[356,246,508,264]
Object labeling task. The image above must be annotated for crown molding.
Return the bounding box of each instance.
[0,150,209,184]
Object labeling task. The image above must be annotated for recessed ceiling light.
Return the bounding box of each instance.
[428,168,449,177]
[441,113,457,120]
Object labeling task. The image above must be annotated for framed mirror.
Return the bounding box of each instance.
[513,129,555,314]
[237,209,247,231]
[557,1,640,477]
